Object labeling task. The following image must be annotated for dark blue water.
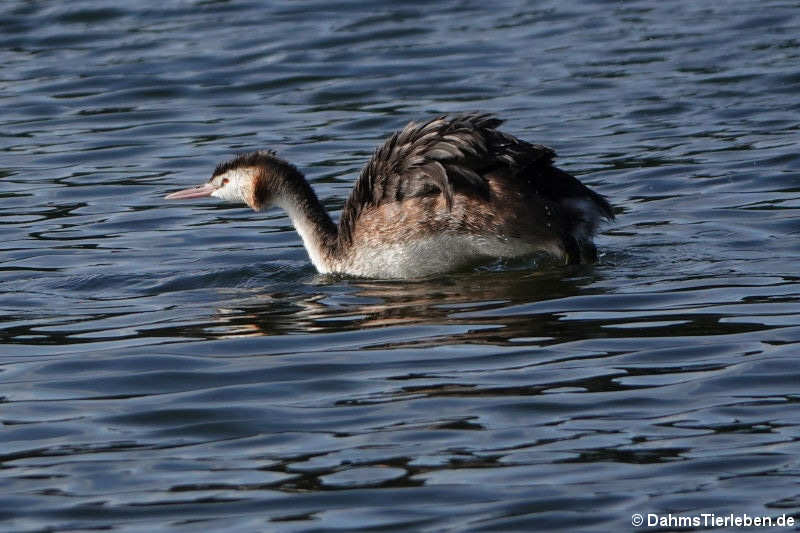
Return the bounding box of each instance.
[2,1,800,531]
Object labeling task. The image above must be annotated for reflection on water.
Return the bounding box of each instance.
[2,0,800,531]
[195,267,587,337]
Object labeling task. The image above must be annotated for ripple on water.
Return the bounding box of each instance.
[2,0,800,531]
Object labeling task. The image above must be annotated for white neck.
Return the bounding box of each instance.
[276,196,336,274]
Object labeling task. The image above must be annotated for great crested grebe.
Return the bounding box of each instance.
[166,113,614,278]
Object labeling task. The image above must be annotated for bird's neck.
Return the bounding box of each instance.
[271,173,339,273]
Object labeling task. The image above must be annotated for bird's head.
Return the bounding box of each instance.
[165,151,294,211]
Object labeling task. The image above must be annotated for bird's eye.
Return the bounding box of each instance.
[221,178,229,185]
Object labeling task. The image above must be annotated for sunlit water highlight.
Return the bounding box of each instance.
[2,1,800,531]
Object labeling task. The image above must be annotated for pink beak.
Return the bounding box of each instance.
[164,182,218,200]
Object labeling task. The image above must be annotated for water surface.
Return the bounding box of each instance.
[2,1,800,531]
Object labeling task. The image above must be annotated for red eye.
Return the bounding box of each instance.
[221,178,229,185]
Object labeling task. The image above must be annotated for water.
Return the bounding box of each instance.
[2,0,800,531]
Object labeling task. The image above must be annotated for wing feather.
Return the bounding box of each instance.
[337,112,608,246]
[339,113,539,243]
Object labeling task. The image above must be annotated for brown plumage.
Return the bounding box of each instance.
[165,113,614,278]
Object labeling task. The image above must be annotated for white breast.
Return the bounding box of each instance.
[333,233,565,278]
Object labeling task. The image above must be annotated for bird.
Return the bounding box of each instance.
[165,113,614,278]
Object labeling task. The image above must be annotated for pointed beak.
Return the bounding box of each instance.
[164,182,218,200]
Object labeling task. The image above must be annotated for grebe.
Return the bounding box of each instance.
[165,113,613,278]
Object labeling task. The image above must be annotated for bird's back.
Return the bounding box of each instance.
[333,113,613,275]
